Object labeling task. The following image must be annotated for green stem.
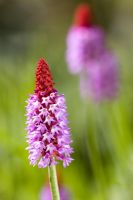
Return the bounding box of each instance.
[48,165,60,200]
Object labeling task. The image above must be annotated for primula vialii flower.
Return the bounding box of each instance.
[26,58,73,168]
[66,4,105,74]
[66,3,119,101]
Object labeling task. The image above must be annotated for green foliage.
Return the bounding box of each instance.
[0,1,133,200]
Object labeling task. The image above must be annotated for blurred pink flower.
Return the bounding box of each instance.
[40,185,71,200]
[66,3,119,101]
[66,4,105,74]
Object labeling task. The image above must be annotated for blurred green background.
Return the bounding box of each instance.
[0,0,133,199]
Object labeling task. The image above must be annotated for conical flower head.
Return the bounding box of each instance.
[73,3,92,27]
[26,58,73,168]
[66,4,105,74]
[35,58,54,96]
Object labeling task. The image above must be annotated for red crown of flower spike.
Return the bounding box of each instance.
[35,58,54,96]
[74,4,92,27]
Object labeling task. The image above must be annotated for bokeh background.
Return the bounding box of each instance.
[0,0,133,199]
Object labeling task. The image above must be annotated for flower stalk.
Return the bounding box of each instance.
[48,165,60,200]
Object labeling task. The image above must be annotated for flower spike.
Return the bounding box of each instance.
[35,58,54,96]
[26,58,73,168]
[66,3,119,101]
